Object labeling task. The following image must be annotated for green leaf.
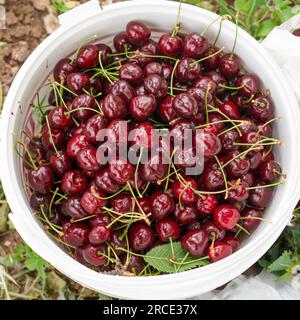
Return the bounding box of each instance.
[258,258,270,269]
[268,251,293,273]
[215,0,235,17]
[256,19,278,38]
[234,0,250,13]
[144,242,209,273]
[276,271,293,283]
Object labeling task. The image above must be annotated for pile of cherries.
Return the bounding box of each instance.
[23,19,283,275]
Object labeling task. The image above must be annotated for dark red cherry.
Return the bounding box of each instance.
[61,196,88,219]
[150,191,175,221]
[134,196,151,216]
[143,74,168,98]
[110,193,133,214]
[95,169,120,194]
[53,58,77,83]
[175,58,201,82]
[144,62,163,76]
[24,145,46,169]
[196,194,218,216]
[241,172,255,187]
[82,243,107,266]
[126,20,151,45]
[194,75,217,95]
[80,184,107,215]
[173,93,198,118]
[76,147,100,172]
[170,119,195,143]
[213,204,240,231]
[63,223,89,247]
[236,73,260,97]
[258,160,282,183]
[108,157,134,185]
[242,208,262,232]
[162,62,173,80]
[248,151,262,170]
[96,43,113,65]
[219,53,241,79]
[183,32,209,58]
[203,47,221,70]
[223,236,240,252]
[202,221,226,241]
[219,101,240,120]
[172,176,198,205]
[67,134,91,158]
[134,39,158,66]
[249,96,274,122]
[70,94,96,121]
[239,119,257,135]
[194,130,222,159]
[140,154,168,182]
[84,114,107,144]
[129,222,154,251]
[102,93,127,121]
[131,122,155,150]
[69,123,86,137]
[202,164,225,191]
[89,213,111,228]
[89,224,111,245]
[50,151,72,176]
[158,96,177,123]
[181,229,209,257]
[111,80,135,103]
[113,32,134,52]
[28,165,54,194]
[123,255,145,275]
[61,170,87,195]
[206,71,227,95]
[173,147,198,169]
[187,87,207,112]
[219,129,240,152]
[29,192,51,213]
[129,95,156,121]
[66,72,90,94]
[257,123,272,138]
[120,63,143,85]
[48,106,71,129]
[225,151,250,178]
[292,28,300,36]
[207,242,233,262]
[156,218,180,242]
[106,119,129,145]
[174,204,198,225]
[110,231,127,256]
[76,44,99,69]
[41,123,64,151]
[157,34,183,57]
[227,180,249,202]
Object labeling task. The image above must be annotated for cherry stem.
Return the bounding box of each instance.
[40,204,62,235]
[49,187,59,219]
[215,155,229,199]
[246,180,285,190]
[45,115,59,156]
[14,138,37,170]
[218,82,245,90]
[236,223,250,236]
[169,59,180,97]
[135,147,144,198]
[99,51,114,85]
[64,107,103,116]
[217,122,247,137]
[91,184,127,200]
[46,231,75,249]
[190,47,224,67]
[205,85,212,124]
[213,15,231,47]
[240,216,272,224]
[141,181,151,196]
[70,34,97,65]
[164,148,177,191]
[54,80,78,97]
[195,119,245,129]
[71,215,96,223]
[171,0,182,37]
[201,16,221,37]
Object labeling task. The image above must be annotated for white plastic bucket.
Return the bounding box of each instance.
[1,0,300,299]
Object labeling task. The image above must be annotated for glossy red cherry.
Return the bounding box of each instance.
[95,169,120,194]
[89,213,111,228]
[156,218,181,242]
[108,157,134,185]
[170,119,195,143]
[194,130,222,159]
[219,53,241,79]
[202,221,226,241]
[235,73,260,97]
[82,243,107,266]
[175,58,201,82]
[66,72,90,94]
[89,224,111,245]
[61,170,87,195]
[150,191,175,221]
[158,96,177,123]
[84,114,107,144]
[53,58,77,83]
[120,63,143,85]
[183,32,209,58]
[207,242,233,262]
[129,222,154,251]
[129,95,156,120]
[80,184,107,214]
[66,134,91,158]
[76,44,99,69]
[63,223,89,247]
[76,147,100,172]
[143,74,168,98]
[227,180,249,202]
[196,194,218,216]
[223,236,240,252]
[29,192,51,213]
[140,154,168,182]
[28,165,54,194]
[144,62,163,76]
[96,43,113,65]
[70,94,96,121]
[201,163,225,191]
[50,151,72,176]
[157,33,183,57]
[258,160,282,183]
[194,75,217,95]
[111,80,136,103]
[102,93,127,121]
[248,181,273,207]
[203,47,221,70]
[113,31,134,52]
[24,145,46,169]
[249,96,274,122]
[126,20,151,45]
[131,122,155,150]
[41,123,64,151]
[242,208,262,232]
[174,204,198,225]
[106,119,129,145]
[213,204,240,231]
[172,176,198,205]
[61,196,88,219]
[48,106,72,129]
[134,39,158,66]
[225,151,250,178]
[123,255,145,275]
[219,129,240,153]
[173,93,198,118]
[219,101,240,120]
[181,229,209,257]
[110,193,133,214]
